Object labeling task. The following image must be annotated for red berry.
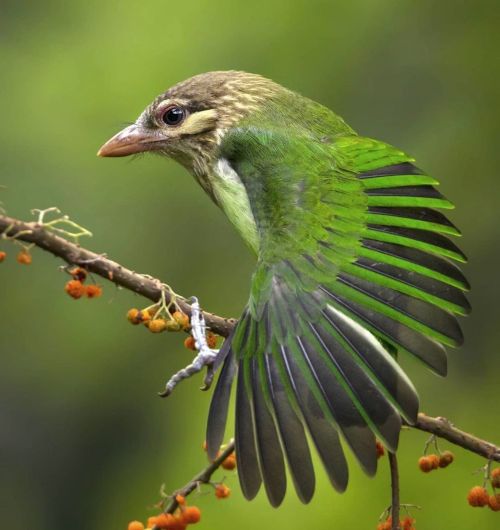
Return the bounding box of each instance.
[85,284,102,298]
[16,250,32,265]
[489,493,500,511]
[0,251,6,262]
[182,506,201,524]
[128,522,144,530]
[184,336,196,351]
[215,483,231,499]
[438,450,454,468]
[375,440,385,459]
[401,516,415,529]
[65,279,85,299]
[221,453,237,470]
[418,456,433,473]
[427,454,440,470]
[467,486,489,507]
[492,468,500,488]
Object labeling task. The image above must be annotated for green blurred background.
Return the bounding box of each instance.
[0,1,499,528]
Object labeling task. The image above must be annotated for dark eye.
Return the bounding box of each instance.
[161,105,185,126]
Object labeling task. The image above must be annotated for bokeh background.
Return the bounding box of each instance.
[1,1,499,529]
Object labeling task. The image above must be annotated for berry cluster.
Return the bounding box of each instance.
[128,496,201,530]
[467,467,500,512]
[64,268,102,299]
[418,451,454,473]
[127,307,191,334]
[377,515,415,530]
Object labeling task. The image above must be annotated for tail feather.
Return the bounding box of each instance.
[250,356,287,507]
[264,354,315,503]
[234,365,261,500]
[279,344,349,492]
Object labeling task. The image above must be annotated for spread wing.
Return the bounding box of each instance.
[206,129,469,506]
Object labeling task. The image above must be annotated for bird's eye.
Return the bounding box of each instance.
[161,105,186,126]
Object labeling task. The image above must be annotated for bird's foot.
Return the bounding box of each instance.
[159,296,219,397]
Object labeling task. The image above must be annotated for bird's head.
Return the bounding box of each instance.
[98,71,282,176]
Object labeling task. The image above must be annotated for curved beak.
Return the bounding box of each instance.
[97,124,163,157]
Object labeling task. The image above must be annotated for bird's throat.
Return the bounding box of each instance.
[209,158,259,254]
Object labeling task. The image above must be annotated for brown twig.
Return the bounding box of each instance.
[1,211,500,514]
[388,452,400,530]
[413,413,500,462]
[0,214,236,337]
[157,440,235,523]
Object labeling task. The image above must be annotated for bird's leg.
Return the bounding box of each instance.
[159,296,219,397]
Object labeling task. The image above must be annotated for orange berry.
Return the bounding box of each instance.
[438,450,454,468]
[128,522,145,530]
[376,517,392,530]
[16,250,32,265]
[221,453,237,470]
[214,483,231,499]
[0,251,6,262]
[182,506,201,524]
[184,336,196,351]
[375,440,385,459]
[418,456,433,473]
[427,454,439,470]
[161,515,186,530]
[175,494,186,506]
[148,318,168,333]
[155,513,175,528]
[401,516,415,530]
[127,308,139,323]
[206,331,217,349]
[492,468,500,488]
[489,493,500,512]
[65,279,86,299]
[127,308,151,325]
[85,284,102,298]
[69,267,87,282]
[172,311,190,329]
[467,485,489,507]
[147,516,158,527]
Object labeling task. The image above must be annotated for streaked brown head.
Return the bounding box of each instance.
[98,71,280,175]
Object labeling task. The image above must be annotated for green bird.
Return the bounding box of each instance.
[98,71,469,506]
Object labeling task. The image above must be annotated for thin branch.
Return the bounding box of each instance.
[158,440,235,521]
[0,214,236,337]
[388,452,400,530]
[2,213,500,465]
[413,413,500,462]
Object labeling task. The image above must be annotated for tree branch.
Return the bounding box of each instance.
[413,413,500,462]
[160,440,235,520]
[0,214,236,337]
[1,212,499,468]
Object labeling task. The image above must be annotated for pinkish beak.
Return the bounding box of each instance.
[97,124,164,157]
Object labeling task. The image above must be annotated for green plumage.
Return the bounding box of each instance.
[208,88,468,505]
[99,71,469,507]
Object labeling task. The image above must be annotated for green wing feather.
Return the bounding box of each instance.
[206,128,469,506]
